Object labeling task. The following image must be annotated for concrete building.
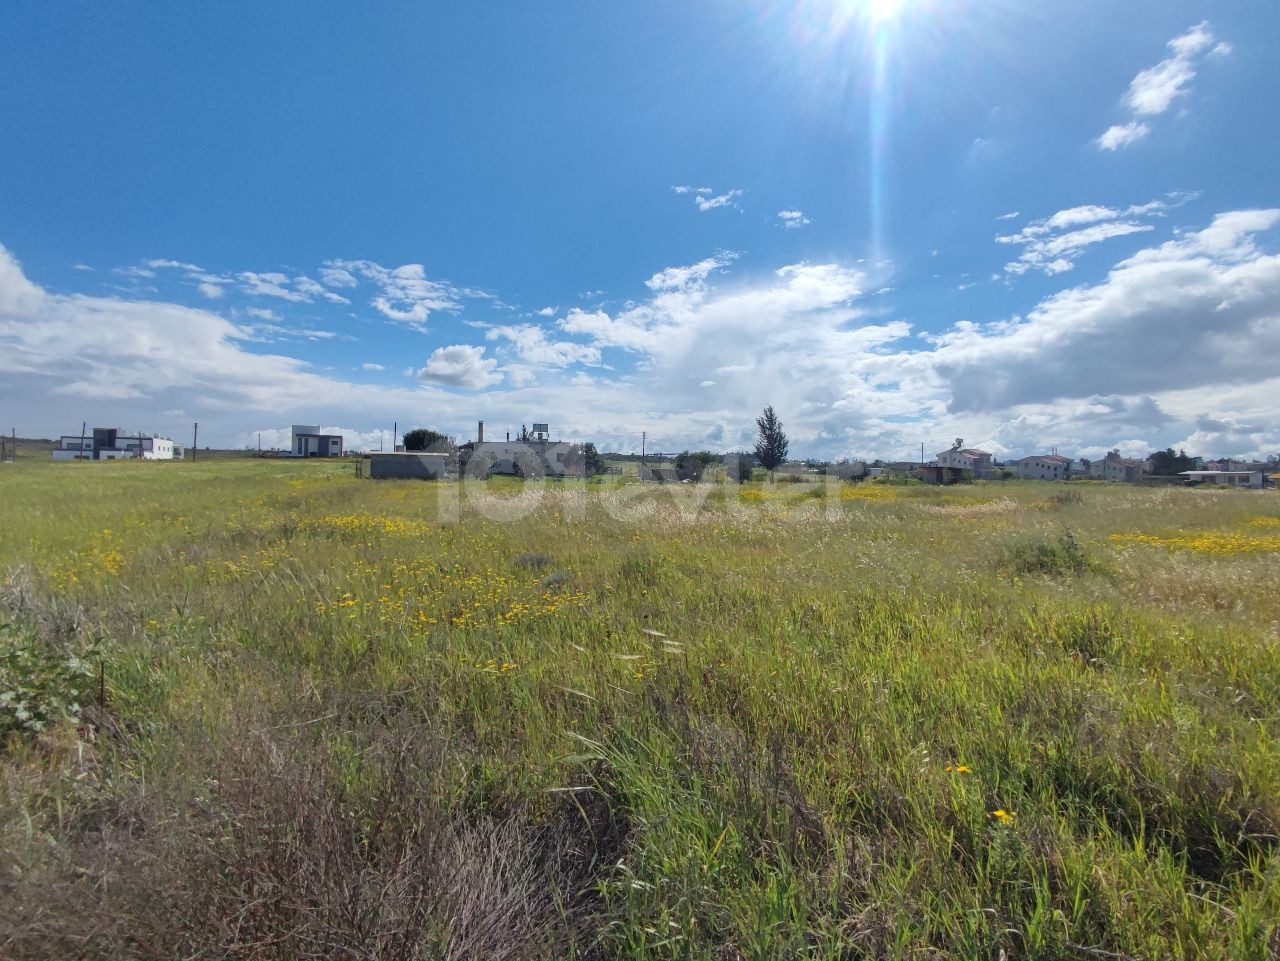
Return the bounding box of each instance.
[1179,470,1267,489]
[291,425,344,457]
[1091,450,1146,482]
[1015,454,1072,481]
[829,460,867,480]
[52,428,176,461]
[919,464,970,485]
[935,446,993,472]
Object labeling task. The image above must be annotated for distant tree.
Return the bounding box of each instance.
[1147,446,1196,476]
[563,442,603,477]
[404,428,449,452]
[724,451,754,483]
[674,450,716,481]
[753,406,789,479]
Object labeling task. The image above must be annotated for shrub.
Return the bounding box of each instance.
[512,551,553,570]
[1003,530,1095,577]
[0,619,99,740]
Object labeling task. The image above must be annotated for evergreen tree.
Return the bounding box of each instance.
[753,406,789,478]
[403,428,449,451]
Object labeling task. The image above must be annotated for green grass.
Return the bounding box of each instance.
[2,459,1279,959]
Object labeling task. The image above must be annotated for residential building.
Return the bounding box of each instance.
[52,428,176,461]
[1179,470,1267,489]
[459,421,578,477]
[1091,450,1146,482]
[291,424,344,457]
[1014,454,1072,481]
[935,446,994,472]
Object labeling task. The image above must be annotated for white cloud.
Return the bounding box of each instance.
[413,344,503,389]
[319,266,358,288]
[935,209,1280,414]
[536,306,556,317]
[997,196,1187,275]
[326,259,464,326]
[778,209,811,229]
[996,211,1020,221]
[0,243,430,428]
[695,189,744,212]
[245,307,279,321]
[671,185,693,194]
[484,324,602,368]
[238,271,306,301]
[294,274,351,305]
[362,362,385,371]
[1098,22,1228,150]
[6,210,1280,461]
[645,252,737,292]
[1096,121,1151,151]
[146,258,203,271]
[197,282,225,300]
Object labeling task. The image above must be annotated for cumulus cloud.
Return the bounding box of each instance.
[1098,21,1228,150]
[413,344,503,389]
[937,209,1280,413]
[5,209,1280,460]
[361,362,385,371]
[483,324,601,368]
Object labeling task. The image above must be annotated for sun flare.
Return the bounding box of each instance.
[864,0,906,23]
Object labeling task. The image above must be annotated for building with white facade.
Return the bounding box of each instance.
[52,428,177,461]
[291,425,344,457]
[935,446,994,473]
[1015,454,1072,481]
[459,420,578,477]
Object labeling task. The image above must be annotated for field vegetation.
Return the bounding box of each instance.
[2,459,1278,959]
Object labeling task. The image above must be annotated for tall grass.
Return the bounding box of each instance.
[1,459,1278,959]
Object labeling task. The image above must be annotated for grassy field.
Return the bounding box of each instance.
[2,459,1279,959]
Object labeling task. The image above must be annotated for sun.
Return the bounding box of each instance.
[864,0,905,22]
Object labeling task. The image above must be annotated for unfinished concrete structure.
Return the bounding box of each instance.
[369,452,450,479]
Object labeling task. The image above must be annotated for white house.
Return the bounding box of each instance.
[935,446,994,472]
[52,428,176,461]
[1179,470,1266,489]
[291,425,344,457]
[460,420,580,477]
[467,439,576,477]
[1015,454,1072,481]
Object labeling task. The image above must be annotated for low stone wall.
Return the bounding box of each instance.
[369,452,450,480]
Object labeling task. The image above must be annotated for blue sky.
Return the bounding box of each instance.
[2,0,1278,458]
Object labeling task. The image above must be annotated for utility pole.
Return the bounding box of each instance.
[641,431,646,481]
[393,421,397,451]
[921,442,925,465]
[80,421,86,461]
[192,422,198,462]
